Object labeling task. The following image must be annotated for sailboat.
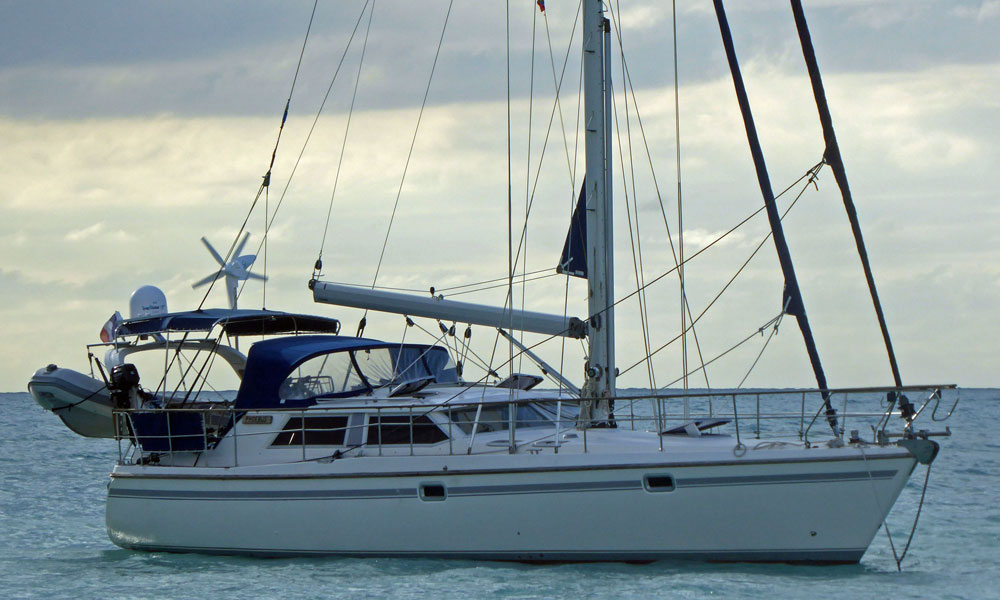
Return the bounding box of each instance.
[35,0,957,563]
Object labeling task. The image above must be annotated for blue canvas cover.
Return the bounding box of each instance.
[131,411,206,452]
[234,335,456,410]
[116,309,340,337]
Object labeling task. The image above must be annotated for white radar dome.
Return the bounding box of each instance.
[129,285,168,319]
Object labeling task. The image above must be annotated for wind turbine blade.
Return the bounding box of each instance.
[192,271,222,288]
[233,232,250,259]
[201,237,226,267]
[245,272,268,281]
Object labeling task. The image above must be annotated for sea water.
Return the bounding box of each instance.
[1,389,997,599]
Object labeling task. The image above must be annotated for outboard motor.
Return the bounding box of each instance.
[109,363,142,409]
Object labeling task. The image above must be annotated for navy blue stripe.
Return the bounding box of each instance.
[675,469,897,488]
[110,488,416,501]
[109,469,897,501]
[449,480,637,497]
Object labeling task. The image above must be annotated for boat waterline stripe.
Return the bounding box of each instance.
[112,543,868,564]
[109,469,897,500]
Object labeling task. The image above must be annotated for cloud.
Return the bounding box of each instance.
[65,222,104,241]
[952,1,1000,21]
[64,221,136,243]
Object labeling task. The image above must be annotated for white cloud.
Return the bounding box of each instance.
[65,222,104,241]
[952,0,1000,21]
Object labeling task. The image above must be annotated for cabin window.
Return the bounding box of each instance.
[271,416,349,446]
[280,353,367,400]
[448,403,564,434]
[367,415,448,445]
[354,346,459,387]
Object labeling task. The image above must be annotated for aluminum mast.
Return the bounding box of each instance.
[580,0,615,420]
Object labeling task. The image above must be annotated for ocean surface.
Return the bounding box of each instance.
[1,388,997,599]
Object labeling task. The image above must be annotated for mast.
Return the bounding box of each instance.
[581,0,615,419]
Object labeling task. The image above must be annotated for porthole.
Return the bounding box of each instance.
[419,483,447,501]
[643,474,675,492]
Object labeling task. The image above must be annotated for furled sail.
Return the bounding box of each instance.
[556,181,588,279]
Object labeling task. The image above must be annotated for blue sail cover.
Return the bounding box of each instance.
[234,335,456,410]
[557,181,587,278]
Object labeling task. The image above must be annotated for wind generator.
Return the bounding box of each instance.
[191,232,267,310]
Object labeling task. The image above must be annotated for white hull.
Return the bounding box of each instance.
[107,447,916,563]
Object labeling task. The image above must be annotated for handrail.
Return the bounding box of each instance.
[110,384,957,466]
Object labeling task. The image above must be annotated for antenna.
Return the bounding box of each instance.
[191,232,268,310]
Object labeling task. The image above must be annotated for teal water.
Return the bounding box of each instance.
[1,389,997,599]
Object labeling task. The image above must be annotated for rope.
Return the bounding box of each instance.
[893,463,932,570]
[51,383,108,413]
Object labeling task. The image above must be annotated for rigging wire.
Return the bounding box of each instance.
[606,4,713,391]
[433,167,823,415]
[486,0,582,390]
[315,268,554,296]
[316,0,376,274]
[369,0,455,292]
[559,18,586,401]
[542,2,583,195]
[309,0,377,267]
[506,3,582,285]
[158,2,322,399]
[657,311,784,389]
[735,306,786,390]
[671,0,688,391]
[447,272,559,298]
[610,0,657,393]
[609,55,656,393]
[519,2,539,374]
[619,163,823,376]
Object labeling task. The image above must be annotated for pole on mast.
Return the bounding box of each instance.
[580,0,615,426]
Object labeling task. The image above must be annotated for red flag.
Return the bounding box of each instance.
[537,0,545,12]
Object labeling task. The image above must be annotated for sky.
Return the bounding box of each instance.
[2,0,997,392]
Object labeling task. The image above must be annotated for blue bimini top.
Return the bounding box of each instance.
[116,308,341,337]
[234,335,457,410]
